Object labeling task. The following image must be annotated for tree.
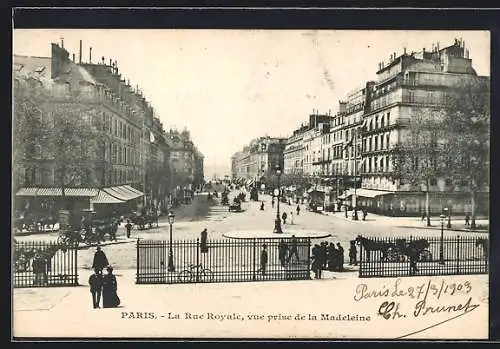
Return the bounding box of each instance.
[13,75,108,209]
[392,110,447,225]
[441,78,490,228]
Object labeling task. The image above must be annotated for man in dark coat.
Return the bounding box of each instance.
[125,220,132,238]
[92,246,109,272]
[200,228,208,253]
[278,239,288,267]
[287,235,300,263]
[282,212,288,224]
[311,244,322,279]
[336,243,345,271]
[349,240,358,265]
[296,204,300,216]
[258,244,268,276]
[89,268,104,309]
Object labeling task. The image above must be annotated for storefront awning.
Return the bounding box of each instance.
[122,185,144,196]
[354,189,393,198]
[15,187,98,197]
[103,185,143,201]
[90,190,126,204]
[15,187,39,196]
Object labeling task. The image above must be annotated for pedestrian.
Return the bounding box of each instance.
[282,211,288,225]
[327,243,336,271]
[32,253,47,286]
[271,198,275,208]
[290,211,294,225]
[92,246,109,272]
[89,268,104,309]
[421,211,426,222]
[102,266,120,308]
[260,201,265,211]
[344,205,348,218]
[257,244,268,276]
[311,244,322,279]
[296,204,300,216]
[349,240,358,265]
[287,235,300,263]
[278,239,288,267]
[320,242,328,270]
[337,243,344,271]
[200,228,208,253]
[362,208,367,221]
[465,214,470,227]
[125,219,132,238]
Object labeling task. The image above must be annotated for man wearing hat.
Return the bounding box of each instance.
[257,244,268,276]
[92,246,109,272]
[88,268,104,308]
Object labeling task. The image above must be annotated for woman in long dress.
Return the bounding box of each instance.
[102,266,119,308]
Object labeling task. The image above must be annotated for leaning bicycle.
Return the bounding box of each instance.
[177,264,214,283]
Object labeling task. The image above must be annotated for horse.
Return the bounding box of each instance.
[476,238,489,263]
[355,235,395,262]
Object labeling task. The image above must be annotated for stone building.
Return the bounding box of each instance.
[13,40,203,221]
[231,136,287,187]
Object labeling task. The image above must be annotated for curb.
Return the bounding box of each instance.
[396,225,488,234]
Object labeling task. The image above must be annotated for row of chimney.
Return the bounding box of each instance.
[60,38,122,75]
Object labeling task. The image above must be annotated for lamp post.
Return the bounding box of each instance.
[439,213,446,265]
[444,207,451,229]
[274,166,283,234]
[167,211,175,272]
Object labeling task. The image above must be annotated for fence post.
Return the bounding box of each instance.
[136,238,140,284]
[196,238,200,282]
[358,236,363,277]
[456,235,460,274]
[252,238,256,281]
[307,237,311,279]
[74,242,79,285]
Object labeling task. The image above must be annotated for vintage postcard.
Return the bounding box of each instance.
[12,29,490,340]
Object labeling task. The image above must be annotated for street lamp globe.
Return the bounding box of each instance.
[168,211,175,225]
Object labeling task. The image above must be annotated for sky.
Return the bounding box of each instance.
[13,30,490,178]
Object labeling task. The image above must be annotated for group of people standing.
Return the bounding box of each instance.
[311,242,350,279]
[89,246,120,309]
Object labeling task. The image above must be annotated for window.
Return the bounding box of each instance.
[345,130,349,141]
[380,135,384,149]
[374,137,378,151]
[445,178,452,186]
[430,178,437,186]
[386,134,390,149]
[386,156,390,171]
[408,91,415,103]
[375,116,378,129]
[13,63,23,71]
[380,115,384,128]
[34,167,42,186]
[379,158,384,172]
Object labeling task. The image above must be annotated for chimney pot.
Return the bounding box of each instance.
[60,37,64,48]
[102,56,105,64]
[109,58,112,66]
[72,53,75,62]
[403,47,407,54]
[89,47,92,63]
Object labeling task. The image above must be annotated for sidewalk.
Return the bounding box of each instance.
[323,211,489,233]
[13,268,488,339]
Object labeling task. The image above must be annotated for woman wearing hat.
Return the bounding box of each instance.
[102,266,120,308]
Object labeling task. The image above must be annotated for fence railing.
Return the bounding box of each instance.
[358,235,488,278]
[136,238,312,284]
[13,240,79,288]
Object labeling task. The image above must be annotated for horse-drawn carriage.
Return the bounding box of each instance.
[56,217,119,246]
[228,197,242,212]
[127,212,159,230]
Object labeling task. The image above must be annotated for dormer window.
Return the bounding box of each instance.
[34,66,46,73]
[13,63,24,72]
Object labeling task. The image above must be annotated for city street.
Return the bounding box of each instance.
[14,192,488,271]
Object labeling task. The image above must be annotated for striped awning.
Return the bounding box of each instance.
[123,185,144,196]
[90,190,125,204]
[64,188,98,197]
[103,185,143,201]
[16,187,39,196]
[36,188,63,196]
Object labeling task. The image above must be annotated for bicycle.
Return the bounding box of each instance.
[177,264,214,283]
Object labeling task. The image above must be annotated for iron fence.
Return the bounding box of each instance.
[136,238,312,284]
[358,235,488,278]
[13,240,79,288]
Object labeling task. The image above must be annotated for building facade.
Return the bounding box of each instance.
[13,40,203,218]
[275,38,489,216]
[231,136,287,186]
